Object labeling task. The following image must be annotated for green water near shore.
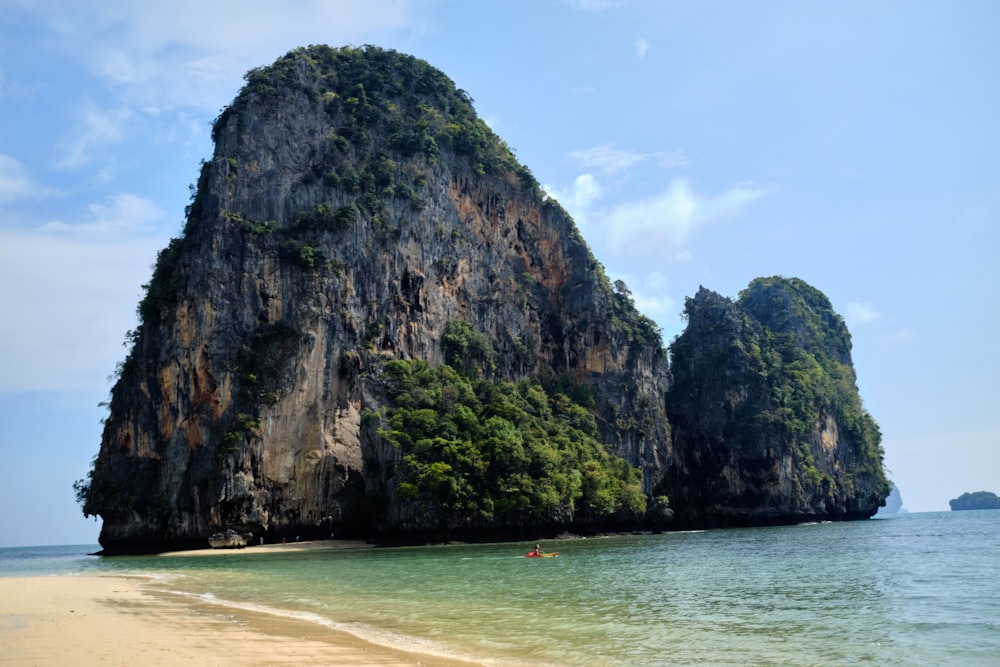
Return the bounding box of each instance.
[5,511,999,665]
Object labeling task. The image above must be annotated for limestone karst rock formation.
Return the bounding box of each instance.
[79,46,888,552]
[665,279,890,524]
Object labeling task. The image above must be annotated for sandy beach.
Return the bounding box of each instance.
[155,538,374,557]
[0,569,478,666]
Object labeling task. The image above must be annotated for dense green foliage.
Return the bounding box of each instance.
[376,353,645,529]
[441,320,495,377]
[949,491,1000,511]
[736,278,887,490]
[739,276,852,365]
[136,160,212,325]
[609,280,662,347]
[217,45,538,189]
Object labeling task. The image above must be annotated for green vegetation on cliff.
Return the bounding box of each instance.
[219,44,537,187]
[949,491,1000,510]
[78,43,890,551]
[138,45,543,332]
[375,329,645,529]
[667,277,890,516]
[738,277,887,488]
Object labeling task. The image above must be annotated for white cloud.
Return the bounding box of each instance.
[548,144,768,336]
[569,143,690,174]
[0,191,166,391]
[601,179,769,257]
[12,0,419,112]
[40,193,164,234]
[0,155,34,203]
[570,145,644,173]
[845,301,880,327]
[635,38,650,58]
[549,139,767,261]
[543,173,603,231]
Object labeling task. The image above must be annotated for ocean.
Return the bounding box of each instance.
[3,510,998,666]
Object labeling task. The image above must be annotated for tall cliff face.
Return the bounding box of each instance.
[81,47,890,551]
[84,46,670,550]
[664,278,891,525]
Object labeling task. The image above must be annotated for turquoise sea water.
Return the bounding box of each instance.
[3,511,999,665]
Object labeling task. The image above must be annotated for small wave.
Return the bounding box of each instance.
[131,570,182,586]
[162,587,485,664]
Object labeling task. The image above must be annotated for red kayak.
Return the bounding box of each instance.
[525,551,559,558]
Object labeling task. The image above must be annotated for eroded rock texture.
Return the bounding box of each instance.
[665,280,890,526]
[83,47,887,552]
[85,46,670,550]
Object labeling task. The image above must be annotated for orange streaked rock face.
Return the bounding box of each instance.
[85,46,671,552]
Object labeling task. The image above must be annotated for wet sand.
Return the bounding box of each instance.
[0,572,479,666]
[155,538,372,557]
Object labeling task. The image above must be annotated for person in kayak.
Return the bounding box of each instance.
[531,544,544,556]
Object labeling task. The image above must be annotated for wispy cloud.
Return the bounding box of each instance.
[601,179,769,257]
[546,174,602,218]
[40,193,164,234]
[0,155,34,203]
[10,0,419,112]
[635,37,650,58]
[550,172,769,265]
[569,143,690,174]
[55,101,132,169]
[0,66,39,99]
[548,138,765,262]
[845,301,880,327]
[0,223,167,392]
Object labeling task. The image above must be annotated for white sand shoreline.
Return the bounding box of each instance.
[155,538,373,557]
[0,573,480,666]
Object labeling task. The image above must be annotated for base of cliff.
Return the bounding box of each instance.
[94,507,882,554]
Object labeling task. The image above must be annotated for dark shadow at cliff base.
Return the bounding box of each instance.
[94,510,879,555]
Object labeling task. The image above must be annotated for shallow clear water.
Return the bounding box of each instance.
[0,543,102,577]
[4,511,999,665]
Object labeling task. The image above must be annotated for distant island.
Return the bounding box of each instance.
[876,484,905,515]
[949,491,1000,511]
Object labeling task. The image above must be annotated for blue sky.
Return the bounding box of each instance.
[0,0,996,547]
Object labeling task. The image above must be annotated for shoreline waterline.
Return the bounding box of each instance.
[0,573,482,666]
[155,538,374,557]
[3,512,999,665]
